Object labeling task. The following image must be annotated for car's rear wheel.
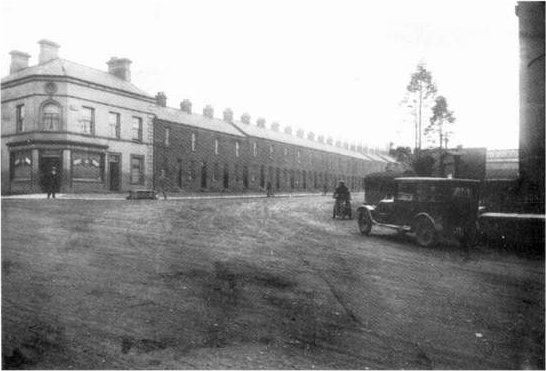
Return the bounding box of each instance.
[358,210,372,235]
[414,217,437,247]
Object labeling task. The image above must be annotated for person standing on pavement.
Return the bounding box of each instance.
[157,169,168,200]
[45,166,59,199]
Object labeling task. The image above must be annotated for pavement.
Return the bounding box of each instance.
[2,191,340,201]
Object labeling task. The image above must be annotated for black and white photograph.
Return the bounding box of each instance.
[1,0,544,369]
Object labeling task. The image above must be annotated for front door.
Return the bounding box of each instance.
[40,156,62,192]
[109,155,120,191]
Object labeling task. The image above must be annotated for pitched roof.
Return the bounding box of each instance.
[231,121,378,161]
[155,107,246,137]
[1,58,153,98]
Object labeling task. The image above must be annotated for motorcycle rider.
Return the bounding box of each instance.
[333,180,352,219]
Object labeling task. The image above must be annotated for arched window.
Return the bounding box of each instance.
[42,102,61,131]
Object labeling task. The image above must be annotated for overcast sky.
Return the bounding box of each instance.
[1,0,519,150]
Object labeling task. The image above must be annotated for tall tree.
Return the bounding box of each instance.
[404,63,437,152]
[426,96,456,150]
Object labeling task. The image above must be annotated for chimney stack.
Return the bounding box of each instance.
[180,99,192,113]
[203,105,214,118]
[307,132,315,141]
[107,57,132,81]
[9,50,31,74]
[335,140,342,147]
[284,126,293,135]
[318,135,325,143]
[270,122,280,131]
[296,129,304,138]
[256,118,266,128]
[343,142,349,149]
[350,143,356,151]
[155,92,167,107]
[241,113,251,124]
[326,137,333,145]
[223,108,234,123]
[38,39,60,64]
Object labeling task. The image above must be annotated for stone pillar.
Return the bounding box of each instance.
[31,149,40,193]
[62,149,71,193]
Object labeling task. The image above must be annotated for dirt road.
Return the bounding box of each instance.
[2,196,544,369]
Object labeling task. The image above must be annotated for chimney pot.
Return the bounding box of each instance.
[107,57,132,81]
[270,122,280,131]
[318,135,325,143]
[241,113,251,124]
[326,137,333,145]
[9,50,31,74]
[284,126,293,135]
[296,129,304,138]
[180,99,192,114]
[256,118,266,128]
[155,92,167,107]
[223,108,234,123]
[307,132,315,141]
[38,39,60,64]
[203,105,214,118]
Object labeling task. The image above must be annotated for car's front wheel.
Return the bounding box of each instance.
[414,216,437,247]
[358,210,372,235]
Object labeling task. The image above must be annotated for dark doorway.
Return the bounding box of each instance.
[178,159,183,188]
[201,161,208,189]
[243,166,249,189]
[260,165,265,189]
[109,155,120,191]
[223,163,229,189]
[276,168,280,189]
[40,156,61,192]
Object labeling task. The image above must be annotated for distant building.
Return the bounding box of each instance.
[1,40,393,194]
[485,149,519,180]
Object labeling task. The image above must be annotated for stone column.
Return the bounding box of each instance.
[31,149,40,193]
[62,149,71,193]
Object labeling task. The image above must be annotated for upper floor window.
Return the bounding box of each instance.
[16,104,25,132]
[235,141,240,157]
[253,142,257,157]
[297,150,301,163]
[214,139,219,155]
[165,127,170,147]
[42,102,61,131]
[269,144,274,158]
[132,116,143,142]
[191,133,196,152]
[81,107,95,135]
[284,147,289,157]
[109,112,120,139]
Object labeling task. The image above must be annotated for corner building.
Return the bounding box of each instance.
[1,40,155,194]
[2,40,393,194]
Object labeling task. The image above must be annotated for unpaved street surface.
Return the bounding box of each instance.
[2,196,544,369]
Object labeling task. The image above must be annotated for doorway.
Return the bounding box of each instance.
[201,161,208,189]
[242,166,249,189]
[109,155,120,191]
[40,156,61,192]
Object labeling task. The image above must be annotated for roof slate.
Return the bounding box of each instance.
[232,121,384,161]
[1,58,153,98]
[155,107,246,137]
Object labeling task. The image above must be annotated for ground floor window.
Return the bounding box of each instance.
[72,151,104,181]
[130,155,145,185]
[10,151,32,180]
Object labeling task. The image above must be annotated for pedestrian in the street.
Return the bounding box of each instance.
[45,166,59,199]
[158,169,168,200]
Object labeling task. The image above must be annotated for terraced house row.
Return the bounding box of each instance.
[1,40,394,195]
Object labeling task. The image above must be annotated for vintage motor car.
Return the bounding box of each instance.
[356,177,481,247]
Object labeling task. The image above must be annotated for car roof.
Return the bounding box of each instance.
[395,177,481,184]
